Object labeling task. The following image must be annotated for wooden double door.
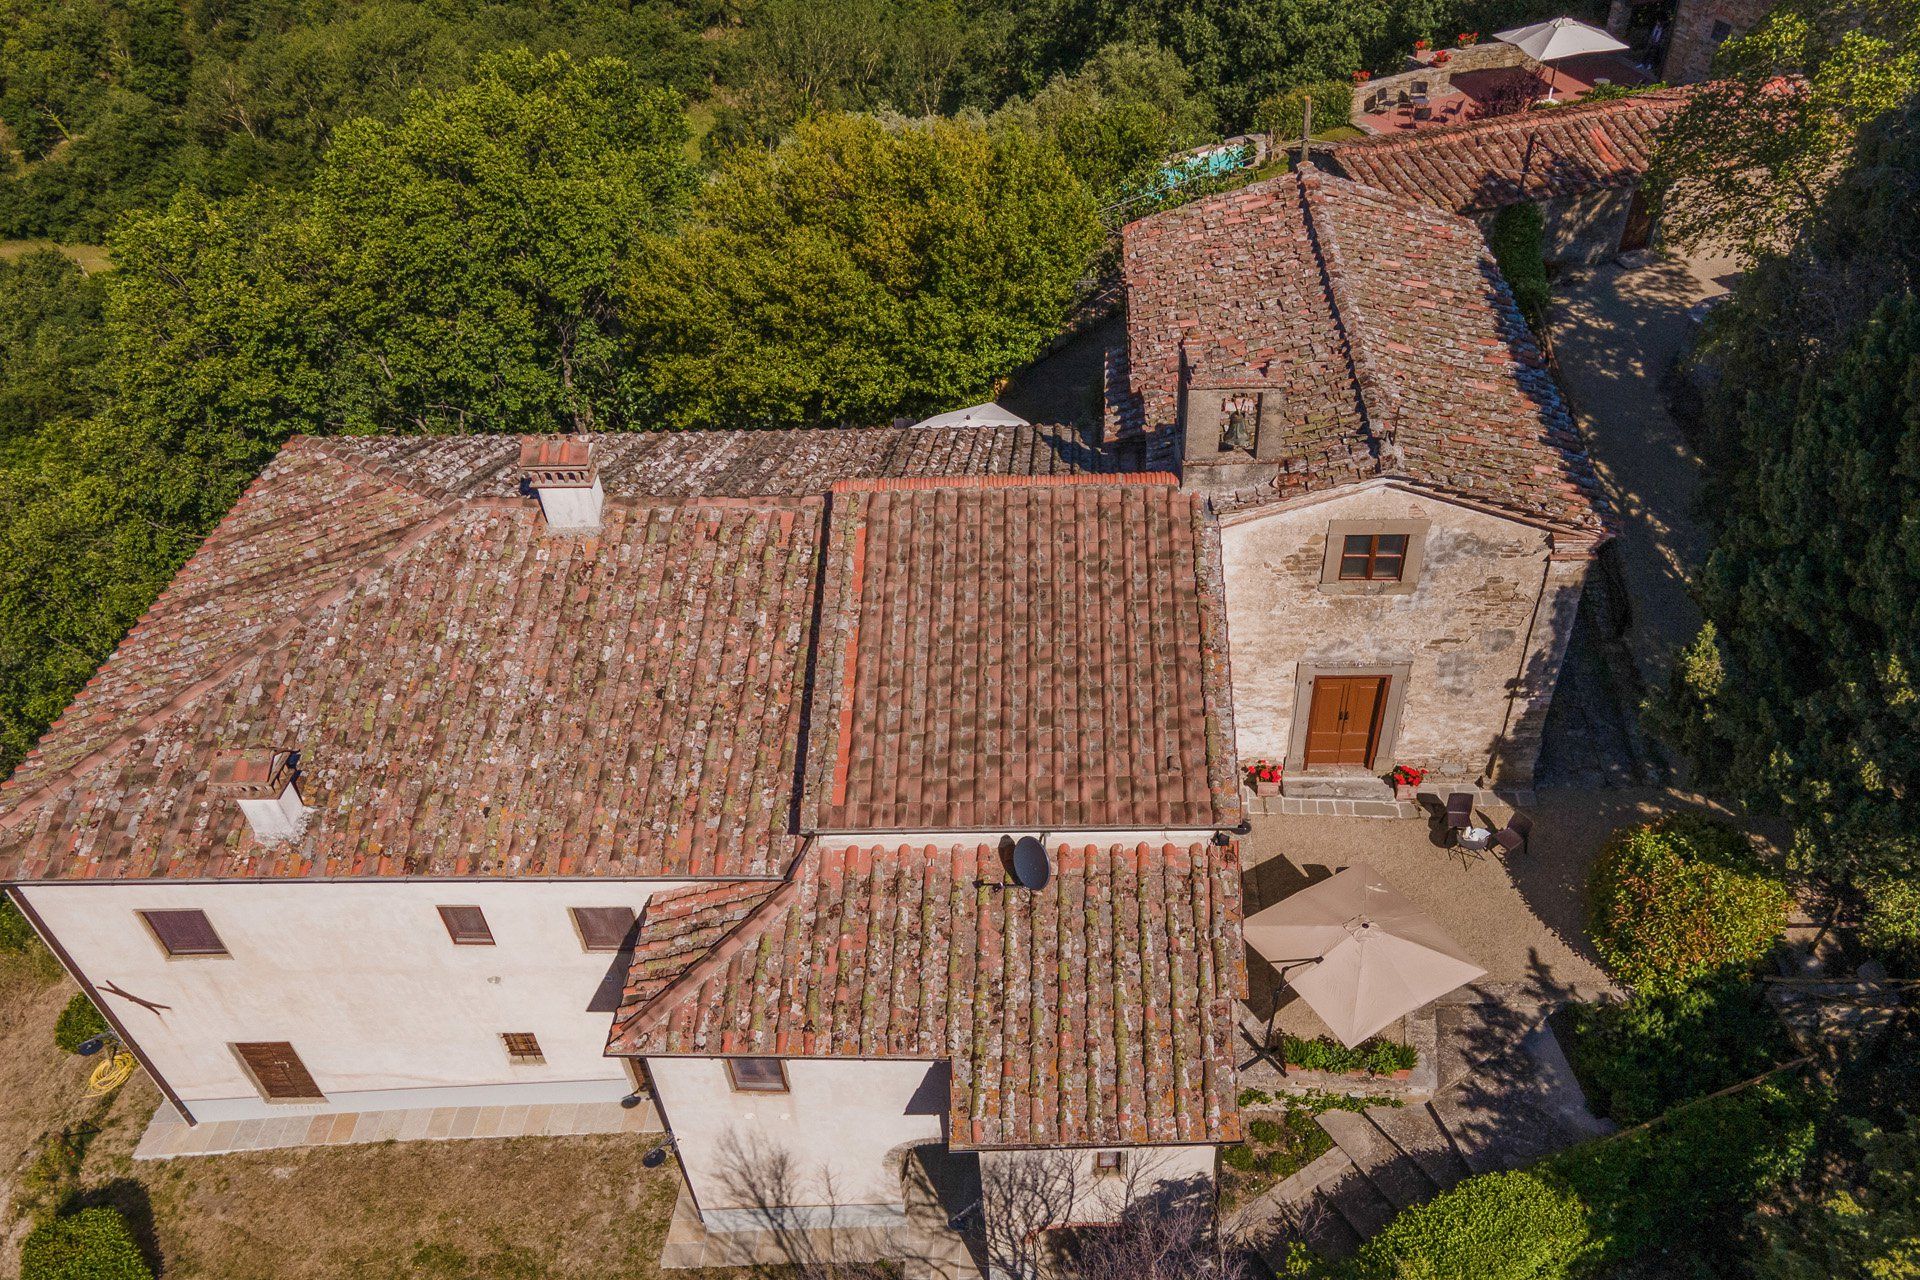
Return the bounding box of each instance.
[1302,675,1389,770]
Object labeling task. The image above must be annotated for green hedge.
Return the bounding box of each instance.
[1336,1076,1821,1279]
[1255,81,1354,142]
[53,994,110,1054]
[20,1208,152,1280]
[1282,1034,1416,1076]
[1861,873,1920,972]
[1565,977,1791,1124]
[1587,814,1789,995]
[1488,202,1550,331]
[1346,1170,1591,1279]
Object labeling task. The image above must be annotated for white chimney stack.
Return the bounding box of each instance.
[519,437,603,534]
[208,748,310,844]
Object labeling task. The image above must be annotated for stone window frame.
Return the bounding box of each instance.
[1318,519,1430,596]
[1285,661,1414,775]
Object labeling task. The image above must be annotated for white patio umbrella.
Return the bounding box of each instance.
[1243,863,1487,1048]
[1493,16,1630,102]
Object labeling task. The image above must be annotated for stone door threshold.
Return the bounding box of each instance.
[131,1096,661,1160]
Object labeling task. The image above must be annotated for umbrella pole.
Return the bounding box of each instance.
[1543,62,1558,104]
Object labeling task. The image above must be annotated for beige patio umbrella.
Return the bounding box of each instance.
[1243,863,1487,1047]
[1494,16,1630,102]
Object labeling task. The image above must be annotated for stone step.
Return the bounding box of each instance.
[1315,1150,1398,1242]
[1363,1102,1474,1192]
[1316,1109,1439,1211]
[1427,1091,1505,1177]
[1252,1148,1366,1261]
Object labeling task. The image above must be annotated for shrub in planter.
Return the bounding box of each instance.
[1347,1169,1592,1279]
[1564,977,1790,1125]
[54,994,110,1054]
[1587,815,1789,995]
[1282,1034,1416,1075]
[21,1207,153,1280]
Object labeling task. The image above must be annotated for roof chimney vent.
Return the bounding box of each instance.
[208,748,309,844]
[518,437,603,534]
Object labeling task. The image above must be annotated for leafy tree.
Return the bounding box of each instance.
[625,111,1101,428]
[109,50,695,439]
[1757,1114,1920,1279]
[1661,99,1920,892]
[1652,0,1920,262]
[1566,977,1791,1125]
[994,41,1217,200]
[0,249,106,459]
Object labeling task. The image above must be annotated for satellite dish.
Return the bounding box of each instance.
[1011,837,1050,891]
[643,1144,671,1168]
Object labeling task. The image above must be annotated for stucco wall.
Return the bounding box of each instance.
[978,1144,1216,1231]
[648,1056,947,1225]
[20,879,681,1121]
[1221,484,1571,783]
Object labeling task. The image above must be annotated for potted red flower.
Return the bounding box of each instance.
[1413,38,1430,52]
[1352,69,1372,84]
[1389,764,1427,800]
[1247,760,1283,797]
[1432,49,1453,65]
[1459,31,1478,45]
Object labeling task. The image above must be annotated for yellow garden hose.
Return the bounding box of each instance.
[87,1051,136,1096]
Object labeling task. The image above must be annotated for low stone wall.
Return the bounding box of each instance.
[1351,41,1528,121]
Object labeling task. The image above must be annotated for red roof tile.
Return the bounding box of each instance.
[1326,89,1689,216]
[1112,167,1610,537]
[800,479,1243,833]
[607,841,1246,1149]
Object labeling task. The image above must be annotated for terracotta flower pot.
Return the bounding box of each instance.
[1255,780,1280,797]
[1394,782,1417,801]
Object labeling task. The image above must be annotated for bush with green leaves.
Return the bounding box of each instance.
[1565,978,1792,1125]
[20,1207,152,1280]
[1,897,39,953]
[1281,1034,1416,1075]
[1587,815,1790,995]
[53,994,110,1054]
[1255,81,1354,143]
[1861,874,1920,973]
[1346,1169,1592,1279]
[1487,202,1550,330]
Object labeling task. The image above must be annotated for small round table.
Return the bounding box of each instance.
[1458,826,1493,853]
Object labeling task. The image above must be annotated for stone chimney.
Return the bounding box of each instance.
[208,748,309,843]
[518,436,603,534]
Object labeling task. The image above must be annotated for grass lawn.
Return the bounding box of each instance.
[0,239,112,273]
[0,942,728,1279]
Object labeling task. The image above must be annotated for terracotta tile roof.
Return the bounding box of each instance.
[1326,90,1689,216]
[0,440,823,881]
[308,425,1140,501]
[800,478,1243,833]
[622,881,784,1005]
[1113,166,1610,538]
[608,840,1247,1150]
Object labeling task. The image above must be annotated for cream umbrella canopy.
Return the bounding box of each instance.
[1493,16,1630,102]
[1243,863,1487,1048]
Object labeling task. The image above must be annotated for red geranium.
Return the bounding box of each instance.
[1414,38,1430,50]
[1390,764,1427,787]
[1432,49,1453,65]
[1352,69,1373,83]
[1459,31,1478,45]
[1247,760,1283,785]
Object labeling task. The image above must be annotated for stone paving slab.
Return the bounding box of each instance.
[133,1096,660,1160]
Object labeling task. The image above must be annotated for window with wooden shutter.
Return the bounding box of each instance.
[726,1057,789,1093]
[502,1032,544,1064]
[140,909,228,957]
[1093,1150,1125,1175]
[570,906,637,952]
[232,1041,324,1101]
[437,905,494,945]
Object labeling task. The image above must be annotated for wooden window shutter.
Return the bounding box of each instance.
[233,1041,324,1100]
[502,1032,544,1063]
[437,905,494,945]
[140,909,228,957]
[570,907,638,952]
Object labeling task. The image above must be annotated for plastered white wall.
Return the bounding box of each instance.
[979,1143,1217,1228]
[1222,485,1553,779]
[648,1056,947,1217]
[20,879,685,1121]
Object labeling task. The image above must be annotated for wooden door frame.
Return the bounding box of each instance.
[1287,662,1412,775]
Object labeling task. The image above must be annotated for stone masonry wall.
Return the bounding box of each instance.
[1664,0,1773,82]
[1220,485,1579,785]
[1473,187,1637,266]
[1350,41,1527,122]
